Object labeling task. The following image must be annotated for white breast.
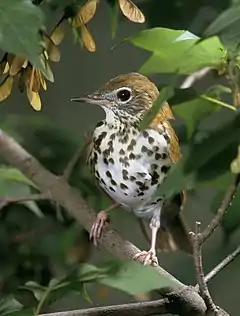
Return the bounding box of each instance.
[91,121,172,212]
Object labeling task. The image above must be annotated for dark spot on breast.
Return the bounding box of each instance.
[103,149,111,157]
[95,121,104,128]
[106,171,112,178]
[148,136,154,144]
[127,139,137,151]
[110,133,116,140]
[109,187,115,192]
[136,181,144,186]
[95,131,107,148]
[103,158,108,165]
[147,150,153,156]
[157,198,162,203]
[141,145,148,153]
[96,170,100,177]
[130,176,136,181]
[93,152,98,163]
[109,158,114,164]
[137,172,146,178]
[138,192,144,196]
[129,153,135,159]
[124,192,128,195]
[153,146,159,152]
[161,165,171,173]
[111,179,117,186]
[162,153,167,159]
[155,153,162,160]
[164,133,170,143]
[151,171,159,185]
[108,140,113,147]
[101,178,106,185]
[120,183,128,190]
[151,164,158,170]
[119,149,125,155]
[143,131,149,138]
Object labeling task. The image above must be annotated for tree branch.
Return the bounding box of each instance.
[192,222,218,314]
[200,174,240,244]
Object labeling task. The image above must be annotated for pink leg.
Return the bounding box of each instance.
[90,202,118,246]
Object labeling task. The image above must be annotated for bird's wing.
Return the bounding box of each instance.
[149,101,181,163]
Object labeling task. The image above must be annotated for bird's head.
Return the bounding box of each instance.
[71,73,159,123]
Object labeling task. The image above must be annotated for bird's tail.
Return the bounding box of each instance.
[139,192,193,254]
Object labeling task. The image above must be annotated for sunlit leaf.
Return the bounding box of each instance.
[118,0,145,23]
[80,24,96,52]
[0,76,13,102]
[26,89,42,111]
[129,28,225,74]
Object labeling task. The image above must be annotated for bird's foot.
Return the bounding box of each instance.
[133,249,158,267]
[90,211,110,246]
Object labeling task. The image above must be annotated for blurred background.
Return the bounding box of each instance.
[0,0,239,315]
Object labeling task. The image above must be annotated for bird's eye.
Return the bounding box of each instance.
[116,88,132,102]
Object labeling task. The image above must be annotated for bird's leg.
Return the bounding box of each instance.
[133,210,161,266]
[90,202,119,246]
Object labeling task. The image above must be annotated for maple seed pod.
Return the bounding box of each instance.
[81,24,96,52]
[43,34,61,62]
[9,55,27,76]
[27,88,42,111]
[0,54,10,75]
[0,76,14,102]
[118,0,145,23]
[72,0,98,27]
[50,18,68,45]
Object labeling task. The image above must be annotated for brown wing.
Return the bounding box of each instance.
[149,101,181,163]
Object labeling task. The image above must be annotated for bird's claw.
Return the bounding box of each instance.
[90,211,109,246]
[133,250,158,267]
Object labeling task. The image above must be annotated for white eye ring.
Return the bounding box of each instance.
[115,87,132,103]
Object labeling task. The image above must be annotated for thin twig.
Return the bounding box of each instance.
[0,193,48,210]
[180,67,212,89]
[204,244,240,284]
[192,222,218,314]
[201,174,240,244]
[62,133,91,181]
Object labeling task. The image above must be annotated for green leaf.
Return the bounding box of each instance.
[140,86,174,130]
[204,5,240,51]
[158,150,197,197]
[0,0,51,78]
[0,166,37,189]
[231,145,240,173]
[97,260,182,295]
[172,85,232,137]
[0,296,23,316]
[128,28,226,74]
[184,113,240,174]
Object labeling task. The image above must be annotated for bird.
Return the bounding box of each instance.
[71,72,192,266]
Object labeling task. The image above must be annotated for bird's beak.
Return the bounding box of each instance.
[71,94,109,106]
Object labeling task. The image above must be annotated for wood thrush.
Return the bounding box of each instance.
[72,73,192,266]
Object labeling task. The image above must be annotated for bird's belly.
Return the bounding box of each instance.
[91,128,172,210]
[96,159,158,209]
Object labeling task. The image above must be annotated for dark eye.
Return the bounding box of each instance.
[116,88,132,102]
